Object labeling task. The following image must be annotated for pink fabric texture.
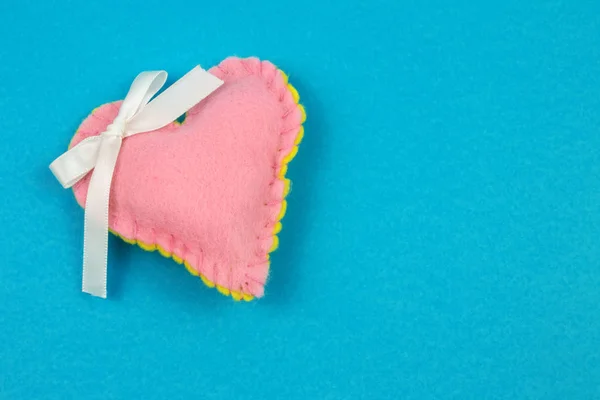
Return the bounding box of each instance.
[69,57,304,298]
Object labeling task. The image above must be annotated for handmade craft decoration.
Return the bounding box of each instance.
[50,57,305,300]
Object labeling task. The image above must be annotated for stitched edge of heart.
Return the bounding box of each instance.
[73,57,305,301]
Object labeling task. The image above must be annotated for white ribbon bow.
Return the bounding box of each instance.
[50,66,223,298]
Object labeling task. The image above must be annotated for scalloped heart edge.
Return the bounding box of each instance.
[87,58,306,301]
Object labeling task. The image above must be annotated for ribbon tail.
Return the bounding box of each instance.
[81,136,122,298]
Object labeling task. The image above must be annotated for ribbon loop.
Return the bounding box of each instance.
[50,67,224,298]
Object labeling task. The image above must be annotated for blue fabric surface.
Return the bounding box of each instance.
[1,1,600,399]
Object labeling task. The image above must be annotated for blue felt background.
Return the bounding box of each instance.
[2,1,600,399]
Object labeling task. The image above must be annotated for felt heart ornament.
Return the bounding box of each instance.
[67,57,305,301]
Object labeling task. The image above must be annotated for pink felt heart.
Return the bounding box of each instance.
[68,57,305,300]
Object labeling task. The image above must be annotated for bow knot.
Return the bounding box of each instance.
[50,67,223,298]
[103,119,127,138]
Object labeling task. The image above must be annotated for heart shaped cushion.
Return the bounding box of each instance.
[69,57,305,301]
